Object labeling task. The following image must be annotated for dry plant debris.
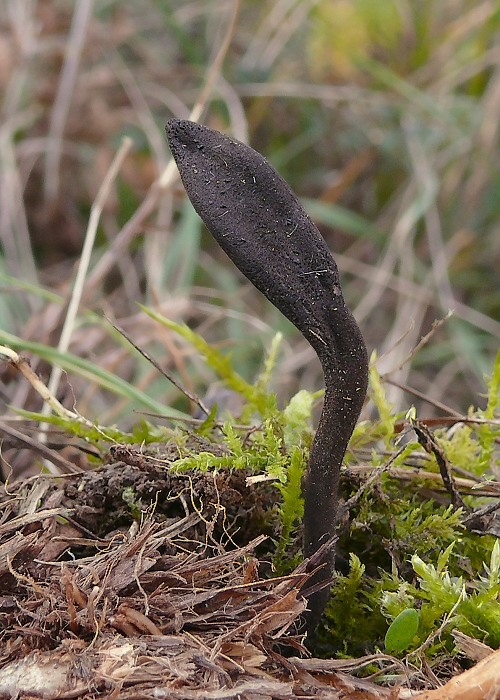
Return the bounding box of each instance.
[0,463,498,699]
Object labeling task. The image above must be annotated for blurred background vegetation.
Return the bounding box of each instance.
[1,0,499,440]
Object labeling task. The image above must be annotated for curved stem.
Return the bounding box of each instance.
[304,305,368,623]
[166,119,369,628]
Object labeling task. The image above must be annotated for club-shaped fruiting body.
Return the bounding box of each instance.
[166,119,369,627]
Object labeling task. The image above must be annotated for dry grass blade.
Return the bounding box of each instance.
[84,0,240,293]
[411,419,467,510]
[0,419,80,474]
[111,319,210,416]
[43,136,133,408]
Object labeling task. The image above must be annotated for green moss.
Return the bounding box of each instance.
[3,316,498,662]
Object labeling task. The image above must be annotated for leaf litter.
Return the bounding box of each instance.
[0,451,498,699]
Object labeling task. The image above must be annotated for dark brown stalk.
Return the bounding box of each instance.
[166,119,368,628]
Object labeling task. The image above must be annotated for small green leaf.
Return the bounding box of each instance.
[384,608,419,653]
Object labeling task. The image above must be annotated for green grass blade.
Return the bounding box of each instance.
[0,329,185,418]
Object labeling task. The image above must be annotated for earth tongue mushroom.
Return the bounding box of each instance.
[166,119,369,630]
